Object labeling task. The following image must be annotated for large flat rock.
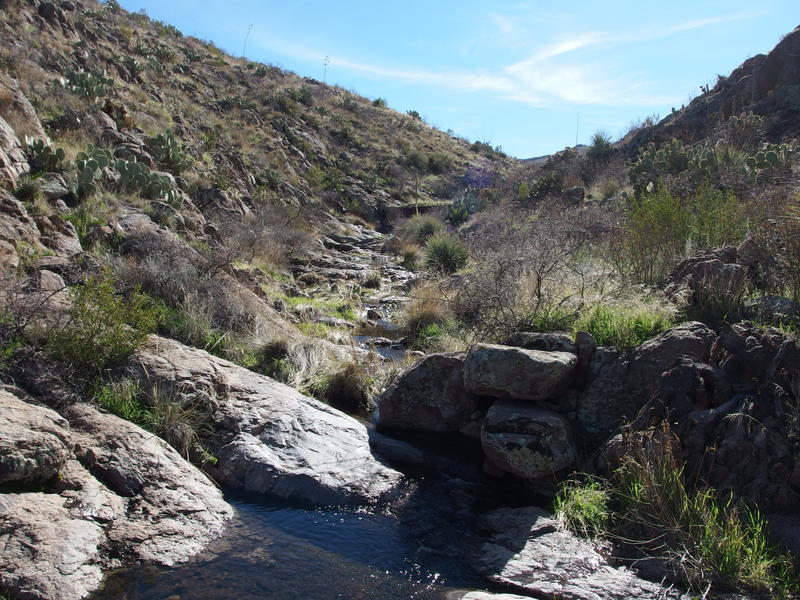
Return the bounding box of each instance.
[477,507,690,600]
[0,388,233,600]
[130,336,404,505]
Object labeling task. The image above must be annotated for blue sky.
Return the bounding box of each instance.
[117,1,798,158]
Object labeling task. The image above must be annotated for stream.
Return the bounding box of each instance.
[89,450,506,600]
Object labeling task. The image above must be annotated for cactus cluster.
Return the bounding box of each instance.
[744,144,796,174]
[631,137,797,194]
[116,158,179,206]
[724,112,763,150]
[24,137,66,174]
[60,69,114,102]
[73,146,113,199]
[149,132,192,174]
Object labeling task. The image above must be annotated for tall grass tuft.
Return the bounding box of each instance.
[556,431,799,598]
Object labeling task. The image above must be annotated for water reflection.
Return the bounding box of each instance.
[91,489,485,600]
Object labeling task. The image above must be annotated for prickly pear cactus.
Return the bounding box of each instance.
[24,136,66,174]
[60,69,114,102]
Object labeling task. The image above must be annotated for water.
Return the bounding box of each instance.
[90,479,492,600]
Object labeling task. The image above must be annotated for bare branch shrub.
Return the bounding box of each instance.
[446,202,614,340]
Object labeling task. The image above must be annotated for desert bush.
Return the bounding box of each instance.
[557,432,799,598]
[448,204,601,340]
[309,361,377,416]
[46,270,159,371]
[425,235,468,274]
[403,291,453,345]
[611,186,746,286]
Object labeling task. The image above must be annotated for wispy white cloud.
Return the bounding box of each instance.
[252,11,759,109]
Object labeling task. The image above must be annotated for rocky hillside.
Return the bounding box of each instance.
[622,24,800,152]
[3,2,800,600]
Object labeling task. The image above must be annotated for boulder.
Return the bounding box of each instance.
[0,72,47,141]
[463,344,576,401]
[481,400,574,479]
[129,336,403,505]
[377,353,478,431]
[0,387,71,484]
[0,389,233,600]
[0,493,105,600]
[477,507,690,600]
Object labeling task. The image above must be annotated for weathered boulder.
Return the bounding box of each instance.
[664,248,749,310]
[129,336,403,505]
[477,507,690,600]
[0,387,71,484]
[0,115,28,185]
[0,72,47,141]
[377,353,478,431]
[463,344,577,402]
[0,493,106,600]
[481,400,575,479]
[576,322,715,443]
[0,389,233,600]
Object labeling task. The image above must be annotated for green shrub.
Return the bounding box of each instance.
[372,97,387,108]
[613,436,798,598]
[573,304,674,349]
[409,215,445,244]
[613,186,746,286]
[425,234,468,274]
[93,379,148,425]
[46,271,159,371]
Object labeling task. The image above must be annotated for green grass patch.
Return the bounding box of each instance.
[283,296,357,321]
[553,477,610,539]
[573,304,675,349]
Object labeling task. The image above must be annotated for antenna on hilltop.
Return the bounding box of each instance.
[242,24,253,59]
[575,113,580,147]
[321,56,330,103]
[323,56,330,85]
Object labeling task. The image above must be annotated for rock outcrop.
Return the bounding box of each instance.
[0,387,233,600]
[576,322,715,443]
[477,507,690,600]
[129,335,404,505]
